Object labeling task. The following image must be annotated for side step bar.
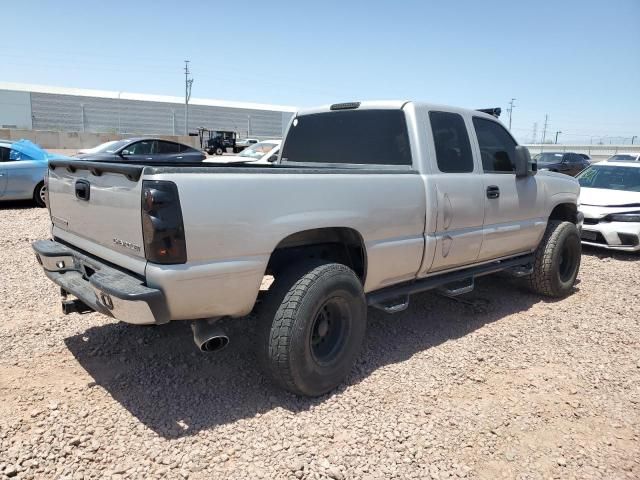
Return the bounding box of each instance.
[368,254,533,312]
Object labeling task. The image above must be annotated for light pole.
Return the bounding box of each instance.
[184,60,193,135]
[555,130,562,144]
[507,98,516,130]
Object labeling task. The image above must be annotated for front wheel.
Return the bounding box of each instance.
[215,147,224,155]
[34,181,47,208]
[527,220,581,297]
[258,261,367,396]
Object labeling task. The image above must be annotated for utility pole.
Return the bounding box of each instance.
[541,114,549,145]
[555,130,562,144]
[184,60,194,135]
[531,122,538,144]
[507,98,516,130]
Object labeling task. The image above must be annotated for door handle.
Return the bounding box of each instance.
[486,185,500,199]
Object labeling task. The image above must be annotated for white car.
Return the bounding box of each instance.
[578,161,640,251]
[205,140,281,165]
[76,140,119,155]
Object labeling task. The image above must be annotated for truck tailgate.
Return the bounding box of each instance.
[48,161,147,275]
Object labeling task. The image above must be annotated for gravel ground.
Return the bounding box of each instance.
[0,204,638,480]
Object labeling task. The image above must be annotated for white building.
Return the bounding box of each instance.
[0,82,296,138]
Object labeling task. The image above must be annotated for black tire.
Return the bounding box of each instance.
[207,148,214,155]
[258,261,367,396]
[215,147,224,155]
[526,220,581,297]
[34,181,46,208]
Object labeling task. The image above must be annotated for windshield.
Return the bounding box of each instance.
[238,142,278,159]
[608,154,638,161]
[95,140,129,153]
[534,152,564,164]
[577,165,640,191]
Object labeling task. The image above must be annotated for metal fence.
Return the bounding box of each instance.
[29,92,292,139]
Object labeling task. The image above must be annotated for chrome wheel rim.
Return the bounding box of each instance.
[39,185,47,204]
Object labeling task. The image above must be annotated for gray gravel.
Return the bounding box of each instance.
[1,203,639,479]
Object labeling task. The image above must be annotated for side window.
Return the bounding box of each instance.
[157,141,180,154]
[0,147,10,162]
[429,111,474,173]
[9,149,33,161]
[473,117,517,173]
[126,141,154,155]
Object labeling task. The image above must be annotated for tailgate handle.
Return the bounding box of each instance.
[75,179,91,201]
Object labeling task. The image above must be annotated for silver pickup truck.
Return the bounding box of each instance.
[33,101,582,396]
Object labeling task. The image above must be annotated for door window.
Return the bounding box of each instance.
[429,111,474,173]
[125,141,155,155]
[0,147,10,162]
[157,141,180,154]
[9,149,34,161]
[473,117,517,173]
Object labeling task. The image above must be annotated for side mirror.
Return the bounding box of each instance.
[515,145,536,177]
[267,154,278,163]
[120,149,130,156]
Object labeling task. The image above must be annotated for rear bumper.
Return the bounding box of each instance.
[32,239,170,325]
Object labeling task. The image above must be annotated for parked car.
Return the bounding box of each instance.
[577,161,640,251]
[606,152,640,162]
[206,140,281,164]
[533,151,591,176]
[75,138,205,162]
[33,100,582,396]
[0,139,73,207]
[76,140,119,155]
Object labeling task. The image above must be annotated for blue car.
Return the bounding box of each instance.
[0,139,72,207]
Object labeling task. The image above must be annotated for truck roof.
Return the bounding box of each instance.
[296,100,499,121]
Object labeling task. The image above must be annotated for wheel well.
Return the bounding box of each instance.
[266,228,367,282]
[549,203,578,224]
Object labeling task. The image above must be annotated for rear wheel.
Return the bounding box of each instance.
[215,147,224,155]
[527,220,581,297]
[258,261,367,396]
[34,182,47,208]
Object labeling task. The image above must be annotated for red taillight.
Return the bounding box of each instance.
[141,180,187,264]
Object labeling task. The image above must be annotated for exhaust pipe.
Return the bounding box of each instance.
[191,318,229,352]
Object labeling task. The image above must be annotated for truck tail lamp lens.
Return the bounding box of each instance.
[141,180,187,264]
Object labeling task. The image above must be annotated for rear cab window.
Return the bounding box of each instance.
[281,109,412,167]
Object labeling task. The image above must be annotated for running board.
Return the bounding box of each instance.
[371,295,410,314]
[366,254,534,308]
[438,277,474,296]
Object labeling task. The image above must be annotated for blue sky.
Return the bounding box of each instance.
[2,0,639,144]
